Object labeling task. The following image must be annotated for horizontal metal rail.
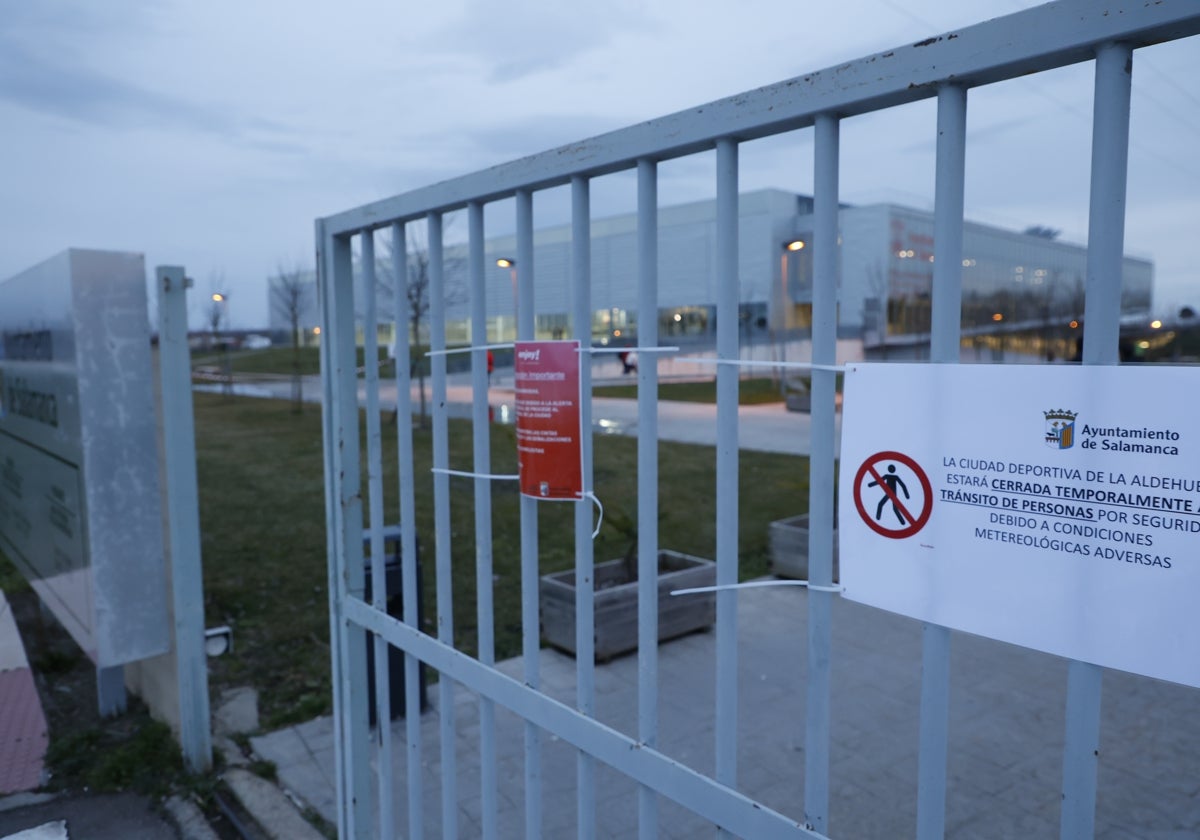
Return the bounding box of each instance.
[344,597,826,840]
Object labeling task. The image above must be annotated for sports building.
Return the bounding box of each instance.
[271,188,1153,362]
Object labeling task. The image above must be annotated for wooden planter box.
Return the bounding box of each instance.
[539,550,716,661]
[784,391,812,413]
[768,514,839,581]
[784,377,811,413]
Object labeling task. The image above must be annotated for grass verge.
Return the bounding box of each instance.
[0,390,811,737]
[192,391,810,728]
[594,376,784,404]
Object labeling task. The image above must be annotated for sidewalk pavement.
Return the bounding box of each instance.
[251,585,1200,838]
[0,792,179,840]
[0,591,47,796]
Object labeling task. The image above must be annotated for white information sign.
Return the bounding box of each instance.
[839,362,1200,689]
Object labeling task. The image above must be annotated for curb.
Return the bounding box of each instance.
[221,768,325,840]
[163,796,220,840]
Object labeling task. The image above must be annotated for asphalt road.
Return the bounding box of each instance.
[0,793,178,840]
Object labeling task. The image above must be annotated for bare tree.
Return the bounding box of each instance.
[270,264,311,412]
[378,221,465,427]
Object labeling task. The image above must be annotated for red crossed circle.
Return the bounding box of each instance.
[853,450,933,539]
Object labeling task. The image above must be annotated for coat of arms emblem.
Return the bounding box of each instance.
[1044,409,1078,449]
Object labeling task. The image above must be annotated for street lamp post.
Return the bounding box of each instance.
[496,258,518,342]
[780,239,806,328]
[777,239,806,393]
[212,292,231,394]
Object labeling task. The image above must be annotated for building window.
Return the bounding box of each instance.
[592,308,636,343]
[739,302,769,334]
[660,306,711,339]
[536,313,570,340]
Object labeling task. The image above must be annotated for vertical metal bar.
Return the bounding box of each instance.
[714,138,740,825]
[571,174,596,840]
[469,200,499,840]
[804,114,839,835]
[361,230,395,840]
[1081,43,1132,369]
[315,220,348,840]
[517,190,536,340]
[1061,41,1131,840]
[929,86,967,362]
[391,221,424,840]
[428,210,458,840]
[156,266,213,774]
[635,157,660,840]
[1061,661,1103,839]
[325,226,373,837]
[918,83,967,840]
[516,187,543,840]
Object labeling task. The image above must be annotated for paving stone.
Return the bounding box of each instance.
[213,686,259,736]
[253,585,1200,837]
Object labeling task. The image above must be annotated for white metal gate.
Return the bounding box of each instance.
[316,3,1200,836]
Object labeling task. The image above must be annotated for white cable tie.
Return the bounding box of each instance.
[584,491,604,538]
[688,358,845,373]
[578,345,680,355]
[431,467,520,481]
[426,342,515,357]
[671,579,844,597]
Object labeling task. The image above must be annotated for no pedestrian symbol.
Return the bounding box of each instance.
[853,450,933,539]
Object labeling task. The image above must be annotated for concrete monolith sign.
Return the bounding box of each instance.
[0,249,169,667]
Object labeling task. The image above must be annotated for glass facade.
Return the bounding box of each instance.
[324,192,1153,360]
[874,208,1152,358]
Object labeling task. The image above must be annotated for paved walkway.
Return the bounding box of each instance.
[252,585,1200,838]
[0,592,47,796]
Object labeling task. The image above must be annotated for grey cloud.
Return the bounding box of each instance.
[0,29,294,150]
[428,1,658,84]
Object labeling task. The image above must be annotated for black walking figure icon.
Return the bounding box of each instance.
[869,464,909,524]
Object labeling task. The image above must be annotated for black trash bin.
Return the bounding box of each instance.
[363,525,428,725]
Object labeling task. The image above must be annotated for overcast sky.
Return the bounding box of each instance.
[2,1,1197,329]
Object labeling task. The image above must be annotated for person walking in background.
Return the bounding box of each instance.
[617,350,637,375]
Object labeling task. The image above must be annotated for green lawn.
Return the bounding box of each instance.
[595,376,784,404]
[191,392,810,727]
[192,344,493,379]
[0,393,813,730]
[192,346,371,377]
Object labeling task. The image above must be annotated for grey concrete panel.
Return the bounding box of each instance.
[0,249,168,667]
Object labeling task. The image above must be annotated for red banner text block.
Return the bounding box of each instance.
[515,341,583,500]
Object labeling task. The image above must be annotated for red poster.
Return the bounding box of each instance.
[515,340,583,500]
